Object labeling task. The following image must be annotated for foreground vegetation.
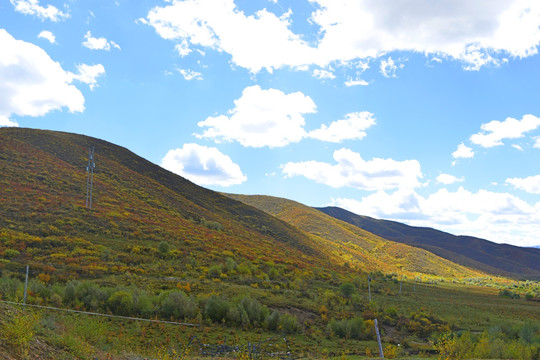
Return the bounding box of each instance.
[1,128,539,359]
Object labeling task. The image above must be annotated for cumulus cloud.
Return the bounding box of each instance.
[452,142,475,159]
[161,143,247,186]
[145,0,316,73]
[0,29,85,126]
[37,30,55,43]
[144,0,540,73]
[178,68,202,80]
[82,31,121,51]
[11,0,69,22]
[196,85,316,148]
[506,174,540,194]
[436,173,464,185]
[70,64,105,90]
[282,148,422,191]
[332,186,540,246]
[307,111,375,143]
[470,114,540,147]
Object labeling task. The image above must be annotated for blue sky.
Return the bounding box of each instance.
[2,0,540,247]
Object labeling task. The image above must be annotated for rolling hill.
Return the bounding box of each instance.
[0,127,484,281]
[223,194,484,278]
[316,206,540,280]
[1,128,539,359]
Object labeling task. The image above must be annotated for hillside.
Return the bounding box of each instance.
[316,206,540,280]
[1,128,538,359]
[223,194,484,279]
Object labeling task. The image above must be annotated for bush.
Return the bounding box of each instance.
[159,291,196,320]
[158,241,170,257]
[205,296,230,323]
[339,282,356,298]
[327,317,366,339]
[3,249,20,259]
[108,291,134,316]
[266,311,280,331]
[1,310,39,358]
[0,277,22,301]
[75,281,109,311]
[279,313,300,334]
[239,297,268,326]
[207,265,223,279]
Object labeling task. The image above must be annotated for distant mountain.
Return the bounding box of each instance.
[224,194,484,278]
[316,206,540,280]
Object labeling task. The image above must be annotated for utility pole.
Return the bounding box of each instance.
[368,275,372,302]
[86,146,95,209]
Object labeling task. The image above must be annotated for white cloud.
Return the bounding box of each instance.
[345,78,369,87]
[0,29,84,126]
[512,144,524,151]
[452,142,475,158]
[436,173,464,185]
[196,85,316,148]
[0,115,19,127]
[178,68,202,80]
[313,68,335,79]
[470,114,540,147]
[82,31,121,51]
[380,56,404,78]
[307,111,375,143]
[145,0,540,73]
[282,148,422,191]
[70,64,105,90]
[146,0,316,73]
[11,0,69,22]
[161,143,246,187]
[332,186,540,246]
[506,174,540,194]
[37,30,55,43]
[534,137,540,148]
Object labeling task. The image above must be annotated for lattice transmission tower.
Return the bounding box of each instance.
[86,146,95,209]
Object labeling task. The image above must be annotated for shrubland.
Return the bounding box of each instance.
[0,128,539,359]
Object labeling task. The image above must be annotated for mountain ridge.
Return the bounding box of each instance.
[223,194,485,278]
[316,206,540,280]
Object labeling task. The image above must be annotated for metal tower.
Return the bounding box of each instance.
[86,146,95,209]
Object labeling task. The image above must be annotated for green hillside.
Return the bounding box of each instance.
[316,206,540,280]
[0,128,539,359]
[223,194,484,279]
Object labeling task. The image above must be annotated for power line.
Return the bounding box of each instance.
[0,300,198,327]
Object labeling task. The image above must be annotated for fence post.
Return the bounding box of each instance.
[23,265,29,308]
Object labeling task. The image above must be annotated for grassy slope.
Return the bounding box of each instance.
[223,194,484,279]
[0,128,331,281]
[316,206,540,280]
[1,128,538,359]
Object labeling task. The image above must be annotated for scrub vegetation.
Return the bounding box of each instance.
[0,128,539,359]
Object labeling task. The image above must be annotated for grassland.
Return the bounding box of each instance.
[0,128,539,359]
